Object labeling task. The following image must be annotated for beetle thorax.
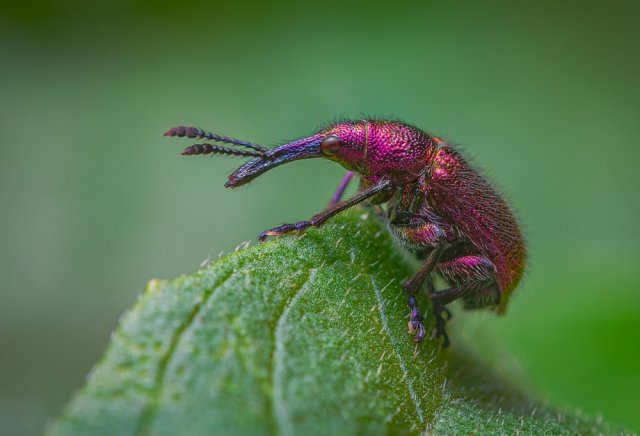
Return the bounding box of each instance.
[364,122,435,183]
[327,121,435,183]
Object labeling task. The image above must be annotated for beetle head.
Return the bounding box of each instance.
[318,120,435,184]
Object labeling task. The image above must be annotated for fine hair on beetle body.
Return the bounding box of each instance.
[166,118,527,347]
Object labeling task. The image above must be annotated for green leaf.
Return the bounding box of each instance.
[47,211,618,435]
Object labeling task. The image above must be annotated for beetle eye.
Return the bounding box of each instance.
[321,135,342,156]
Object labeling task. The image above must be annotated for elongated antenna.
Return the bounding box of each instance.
[181,143,265,158]
[165,125,267,153]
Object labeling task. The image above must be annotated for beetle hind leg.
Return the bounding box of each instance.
[432,299,452,347]
[433,255,499,307]
[429,255,499,344]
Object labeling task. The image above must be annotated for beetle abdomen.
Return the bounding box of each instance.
[428,145,526,310]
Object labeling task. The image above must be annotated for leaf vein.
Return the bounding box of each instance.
[135,269,236,435]
[271,268,318,436]
[370,274,425,424]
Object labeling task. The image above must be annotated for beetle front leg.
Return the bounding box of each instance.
[258,221,312,242]
[258,180,393,242]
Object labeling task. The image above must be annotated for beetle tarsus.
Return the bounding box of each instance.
[165,125,267,153]
[407,295,426,342]
[258,221,312,242]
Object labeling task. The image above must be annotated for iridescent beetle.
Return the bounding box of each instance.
[165,120,526,346]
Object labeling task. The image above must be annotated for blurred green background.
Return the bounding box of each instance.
[1,0,639,433]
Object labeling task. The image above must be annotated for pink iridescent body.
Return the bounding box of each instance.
[428,144,526,310]
[166,119,527,345]
[326,121,526,311]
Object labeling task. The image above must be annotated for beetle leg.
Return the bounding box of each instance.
[389,210,449,342]
[389,210,426,227]
[327,171,354,207]
[406,295,425,342]
[427,286,471,346]
[402,243,445,343]
[258,221,313,241]
[259,179,392,242]
[434,255,499,308]
[428,255,499,344]
[429,285,469,305]
[431,300,451,347]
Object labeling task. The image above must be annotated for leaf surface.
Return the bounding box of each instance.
[48,212,616,435]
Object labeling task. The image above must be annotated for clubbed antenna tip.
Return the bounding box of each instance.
[165,125,194,137]
[164,125,268,154]
[180,143,264,158]
[180,145,196,155]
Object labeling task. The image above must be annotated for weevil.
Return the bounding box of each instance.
[165,120,526,346]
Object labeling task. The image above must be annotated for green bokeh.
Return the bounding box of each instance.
[1,0,638,434]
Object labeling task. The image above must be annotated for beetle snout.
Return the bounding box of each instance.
[225,136,324,188]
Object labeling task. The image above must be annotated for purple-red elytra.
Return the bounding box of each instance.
[165,120,527,346]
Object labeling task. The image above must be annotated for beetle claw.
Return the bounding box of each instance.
[408,318,426,342]
[407,295,426,342]
[409,319,426,342]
